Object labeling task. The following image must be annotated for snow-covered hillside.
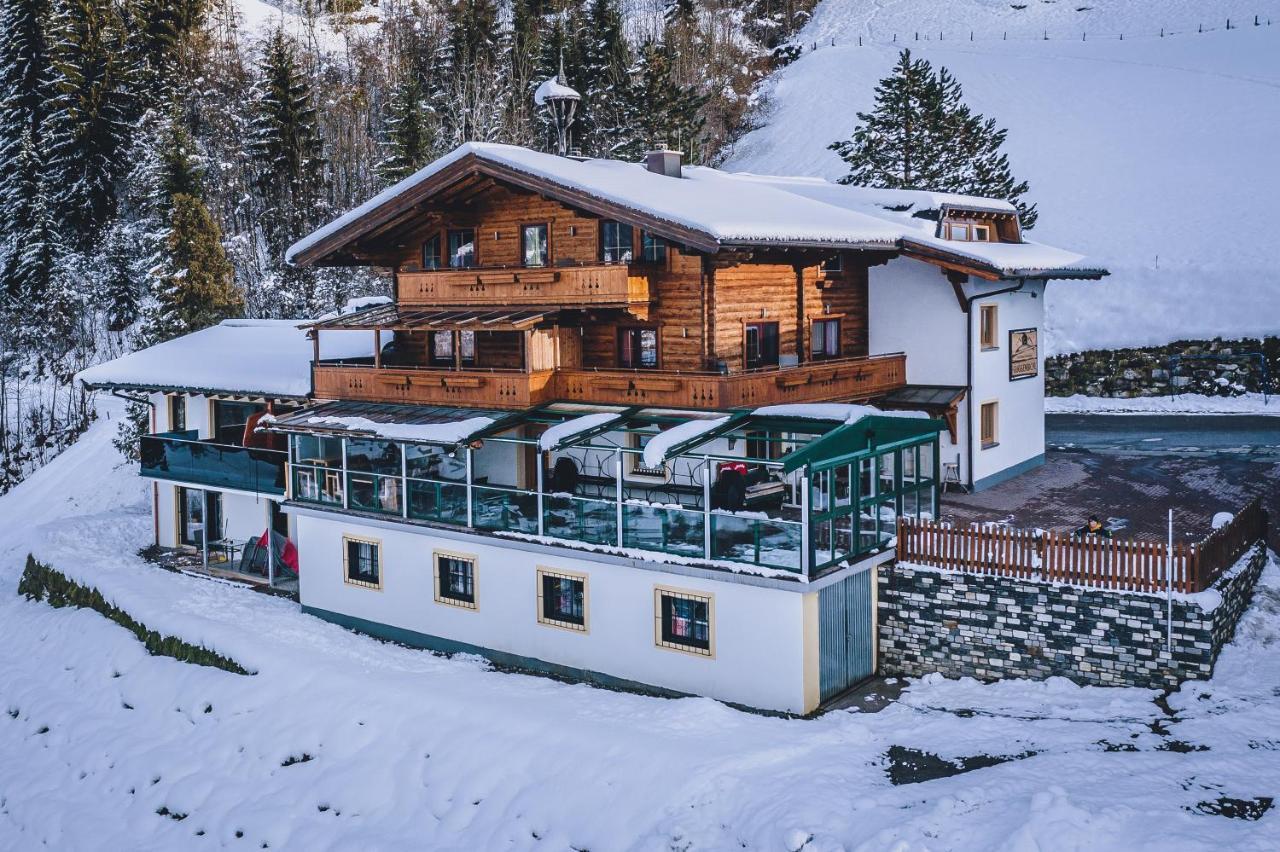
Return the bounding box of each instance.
[724,2,1280,354]
[3,401,1280,847]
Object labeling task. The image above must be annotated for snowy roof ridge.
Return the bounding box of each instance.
[286,141,1105,279]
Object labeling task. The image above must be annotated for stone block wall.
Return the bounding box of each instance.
[877,544,1266,690]
[1044,336,1279,398]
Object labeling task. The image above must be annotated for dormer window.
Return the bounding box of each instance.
[945,222,992,242]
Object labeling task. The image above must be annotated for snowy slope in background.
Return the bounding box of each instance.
[724,5,1280,354]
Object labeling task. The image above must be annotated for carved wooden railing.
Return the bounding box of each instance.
[397,264,649,308]
[313,353,906,410]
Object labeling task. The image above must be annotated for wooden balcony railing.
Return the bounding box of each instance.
[312,353,907,411]
[397,263,649,308]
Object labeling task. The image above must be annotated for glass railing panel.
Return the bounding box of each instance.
[472,484,539,533]
[406,477,468,525]
[622,503,705,559]
[140,435,286,495]
[292,464,344,505]
[543,493,617,546]
[711,513,802,572]
[346,471,403,515]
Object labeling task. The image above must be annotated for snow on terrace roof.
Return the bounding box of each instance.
[76,319,376,400]
[286,142,906,263]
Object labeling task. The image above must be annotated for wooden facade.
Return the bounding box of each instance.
[308,175,905,409]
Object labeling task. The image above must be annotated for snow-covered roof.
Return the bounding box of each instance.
[76,319,375,400]
[287,142,1105,279]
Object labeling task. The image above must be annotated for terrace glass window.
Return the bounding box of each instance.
[811,318,841,360]
[343,536,381,589]
[167,394,186,432]
[213,400,264,446]
[538,569,587,631]
[522,223,549,267]
[421,233,442,270]
[640,231,667,264]
[292,434,344,504]
[744,322,779,369]
[657,589,712,656]
[448,229,476,268]
[435,552,476,609]
[617,327,658,369]
[345,439,402,514]
[600,221,633,263]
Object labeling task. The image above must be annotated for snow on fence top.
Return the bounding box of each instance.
[76,319,375,400]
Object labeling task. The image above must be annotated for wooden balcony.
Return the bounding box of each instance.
[313,365,556,409]
[312,353,907,411]
[397,263,649,310]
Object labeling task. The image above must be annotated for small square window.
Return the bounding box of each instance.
[434,552,477,609]
[537,568,588,632]
[979,304,999,351]
[821,254,842,273]
[421,234,441,270]
[980,401,999,449]
[655,587,713,656]
[343,536,381,589]
[640,231,667,264]
[973,224,991,241]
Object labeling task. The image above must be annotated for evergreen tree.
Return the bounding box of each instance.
[376,74,433,184]
[0,0,56,291]
[578,0,632,157]
[505,0,542,145]
[829,50,1037,227]
[141,193,241,344]
[247,28,326,255]
[613,39,706,162]
[46,0,135,245]
[99,221,141,332]
[123,0,205,97]
[4,134,61,342]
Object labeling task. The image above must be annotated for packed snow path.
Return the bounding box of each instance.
[1,403,1277,849]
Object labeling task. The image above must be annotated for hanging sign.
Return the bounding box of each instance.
[1009,328,1039,380]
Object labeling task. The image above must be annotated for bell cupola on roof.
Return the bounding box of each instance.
[534,55,581,157]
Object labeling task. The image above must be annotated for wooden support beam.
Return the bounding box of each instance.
[373,328,382,369]
[794,263,806,364]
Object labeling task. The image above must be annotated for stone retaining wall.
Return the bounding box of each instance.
[1045,336,1279,398]
[876,543,1266,690]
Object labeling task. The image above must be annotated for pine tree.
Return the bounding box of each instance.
[505,0,542,146]
[829,50,1037,227]
[141,193,241,344]
[0,0,56,290]
[376,74,433,184]
[578,0,632,157]
[100,221,141,332]
[123,0,205,96]
[247,28,326,256]
[612,39,706,162]
[46,0,135,245]
[4,134,61,339]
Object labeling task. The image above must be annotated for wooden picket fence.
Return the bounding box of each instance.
[896,496,1266,594]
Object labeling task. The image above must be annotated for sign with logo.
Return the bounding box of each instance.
[1009,327,1039,380]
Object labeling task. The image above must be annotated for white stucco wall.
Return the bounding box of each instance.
[294,512,812,714]
[868,258,1047,488]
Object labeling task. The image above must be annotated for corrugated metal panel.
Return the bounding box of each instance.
[819,569,875,702]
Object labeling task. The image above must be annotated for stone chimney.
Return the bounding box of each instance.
[645,146,683,178]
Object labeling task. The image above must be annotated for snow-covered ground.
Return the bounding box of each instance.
[724,1,1280,355]
[2,401,1278,848]
[1047,392,1279,415]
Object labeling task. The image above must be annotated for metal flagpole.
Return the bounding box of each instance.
[1166,508,1174,652]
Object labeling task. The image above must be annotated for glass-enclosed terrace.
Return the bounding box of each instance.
[273,401,942,578]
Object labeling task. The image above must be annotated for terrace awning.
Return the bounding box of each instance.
[779,415,944,473]
[263,400,507,447]
[308,303,560,332]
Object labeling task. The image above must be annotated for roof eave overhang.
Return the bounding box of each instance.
[901,239,1109,282]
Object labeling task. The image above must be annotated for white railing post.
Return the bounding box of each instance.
[536,453,545,538]
[615,448,624,548]
[800,473,811,577]
[466,446,475,528]
[401,445,409,519]
[341,437,349,510]
[265,500,275,587]
[201,489,210,569]
[702,456,712,561]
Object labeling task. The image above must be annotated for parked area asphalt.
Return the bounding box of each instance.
[942,428,1279,550]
